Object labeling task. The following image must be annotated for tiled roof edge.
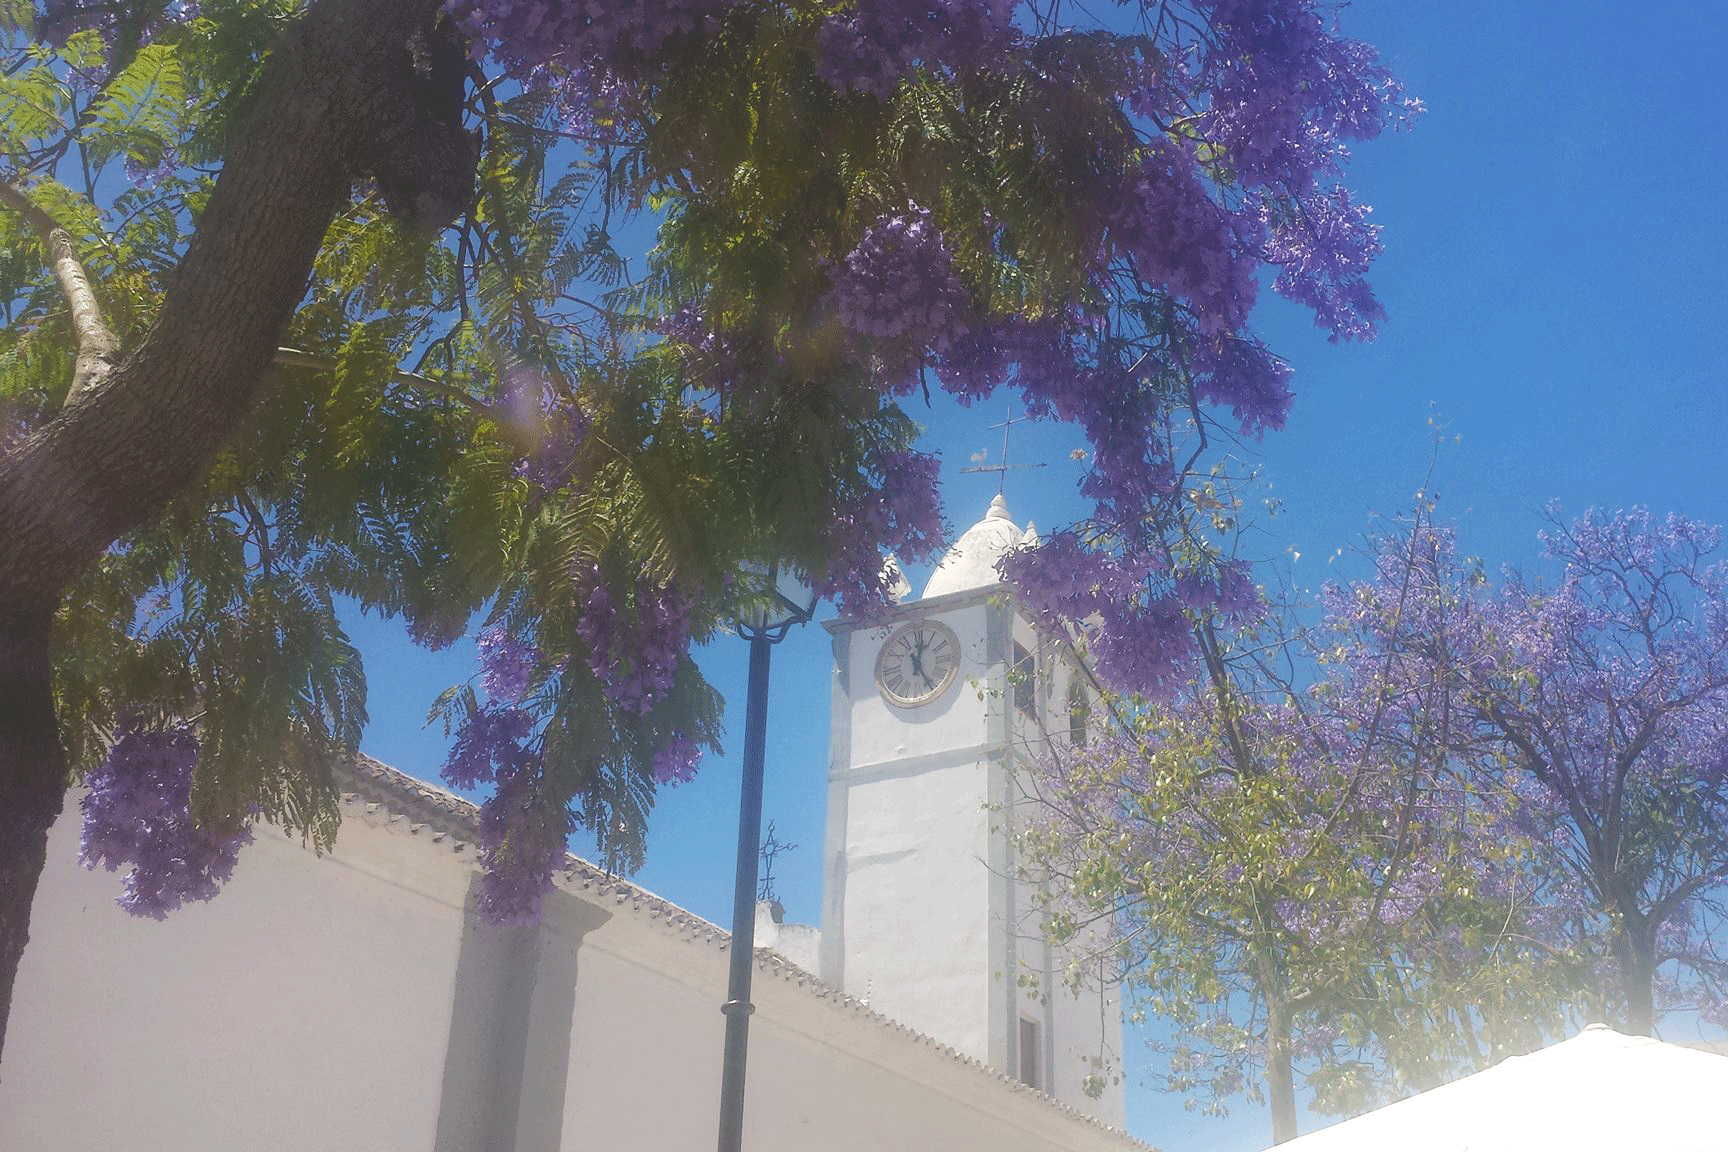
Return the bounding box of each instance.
[333,755,1154,1151]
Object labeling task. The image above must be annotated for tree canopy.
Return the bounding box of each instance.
[0,0,1412,1059]
[1021,499,1728,1143]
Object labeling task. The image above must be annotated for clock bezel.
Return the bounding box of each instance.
[875,619,962,709]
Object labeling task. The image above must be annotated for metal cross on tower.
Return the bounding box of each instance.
[756,821,796,905]
[959,405,1048,493]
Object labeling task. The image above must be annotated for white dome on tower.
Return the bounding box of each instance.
[921,493,1023,599]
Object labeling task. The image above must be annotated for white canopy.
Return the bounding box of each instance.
[1277,1024,1728,1152]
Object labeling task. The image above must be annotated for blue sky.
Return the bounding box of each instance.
[345,4,1728,1147]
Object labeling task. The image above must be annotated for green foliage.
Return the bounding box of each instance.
[0,0,1260,880]
[83,43,186,173]
[1021,608,1569,1131]
[0,5,480,851]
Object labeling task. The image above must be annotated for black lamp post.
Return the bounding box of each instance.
[716,563,818,1152]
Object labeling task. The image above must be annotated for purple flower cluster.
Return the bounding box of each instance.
[1190,0,1412,190]
[447,567,714,924]
[653,732,703,785]
[534,62,633,147]
[122,147,183,190]
[1174,562,1261,619]
[1110,140,1259,337]
[442,703,569,922]
[1077,385,1183,525]
[475,761,571,923]
[443,704,536,790]
[574,566,690,714]
[656,308,753,397]
[1087,597,1199,699]
[1179,0,1418,341]
[1004,535,1200,695]
[80,725,252,919]
[1189,332,1295,437]
[446,0,729,76]
[477,625,538,703]
[1003,530,1263,696]
[1255,187,1386,343]
[816,0,1015,99]
[932,315,1069,407]
[824,205,971,393]
[823,446,946,618]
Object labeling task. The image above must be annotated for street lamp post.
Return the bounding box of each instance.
[716,564,818,1152]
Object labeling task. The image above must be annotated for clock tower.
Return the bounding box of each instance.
[819,494,1124,1125]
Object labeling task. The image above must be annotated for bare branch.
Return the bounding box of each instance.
[0,176,120,408]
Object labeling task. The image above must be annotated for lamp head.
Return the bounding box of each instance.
[735,561,818,642]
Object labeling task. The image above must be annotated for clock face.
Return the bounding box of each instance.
[876,620,961,708]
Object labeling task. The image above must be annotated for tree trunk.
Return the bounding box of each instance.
[0,610,64,1071]
[0,0,470,604]
[0,0,474,1068]
[1614,922,1657,1036]
[1267,998,1298,1144]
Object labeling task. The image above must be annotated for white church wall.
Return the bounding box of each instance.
[564,903,1140,1152]
[3,771,1145,1152]
[1,794,472,1152]
[836,755,993,1061]
[823,589,1007,1062]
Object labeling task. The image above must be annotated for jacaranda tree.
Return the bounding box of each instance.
[0,0,1414,1060]
[1021,511,1555,1144]
[1028,500,1728,1141]
[1454,509,1728,1035]
[1329,506,1728,1036]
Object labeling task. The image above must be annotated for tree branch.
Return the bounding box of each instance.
[0,176,121,409]
[271,347,487,412]
[0,0,474,612]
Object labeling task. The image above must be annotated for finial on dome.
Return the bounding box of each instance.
[1020,520,1039,547]
[920,494,1025,599]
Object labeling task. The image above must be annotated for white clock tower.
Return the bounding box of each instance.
[818,494,1125,1125]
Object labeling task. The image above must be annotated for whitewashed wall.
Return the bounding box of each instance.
[0,793,472,1151]
[823,592,1004,1066]
[0,770,1142,1152]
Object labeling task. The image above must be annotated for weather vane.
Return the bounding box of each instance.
[959,404,1048,494]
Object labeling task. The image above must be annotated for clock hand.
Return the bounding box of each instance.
[910,633,933,685]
